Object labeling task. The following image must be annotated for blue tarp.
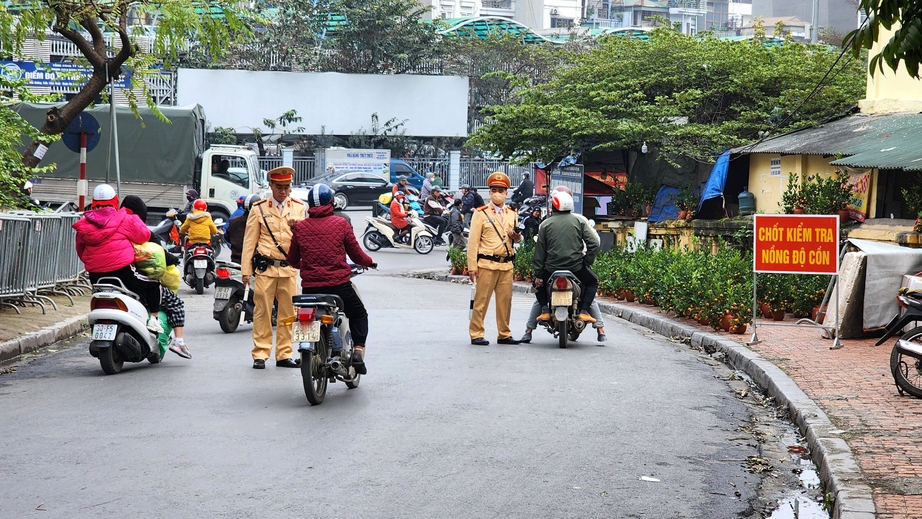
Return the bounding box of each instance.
[698,151,729,211]
[648,186,681,223]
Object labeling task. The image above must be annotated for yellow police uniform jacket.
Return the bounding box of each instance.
[467,204,519,272]
[241,197,307,277]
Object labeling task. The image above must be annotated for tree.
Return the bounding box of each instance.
[468,28,866,163]
[846,0,922,77]
[253,109,305,156]
[0,74,58,208]
[346,113,410,157]
[1,0,249,169]
[210,0,447,73]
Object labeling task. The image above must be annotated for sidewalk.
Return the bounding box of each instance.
[6,274,920,519]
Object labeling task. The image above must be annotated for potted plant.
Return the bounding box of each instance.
[513,243,534,281]
[902,173,922,231]
[779,173,805,214]
[448,247,467,276]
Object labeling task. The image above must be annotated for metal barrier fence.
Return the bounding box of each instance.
[258,157,317,185]
[0,211,88,314]
[258,155,537,190]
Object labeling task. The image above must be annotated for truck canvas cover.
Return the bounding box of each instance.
[14,103,205,184]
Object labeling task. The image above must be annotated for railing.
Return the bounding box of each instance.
[257,155,537,189]
[482,0,513,8]
[0,211,89,315]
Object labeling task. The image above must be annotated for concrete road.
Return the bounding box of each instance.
[0,207,766,518]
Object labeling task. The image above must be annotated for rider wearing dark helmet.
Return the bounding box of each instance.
[287,184,377,375]
[392,175,411,196]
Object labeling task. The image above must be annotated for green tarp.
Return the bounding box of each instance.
[14,103,205,184]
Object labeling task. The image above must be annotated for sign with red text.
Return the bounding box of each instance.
[753,215,839,274]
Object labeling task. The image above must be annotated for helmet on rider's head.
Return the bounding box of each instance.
[307,184,334,207]
[398,175,408,182]
[487,172,511,189]
[23,180,33,191]
[460,183,470,190]
[243,194,261,211]
[551,191,574,212]
[236,195,246,207]
[394,191,407,200]
[192,199,208,212]
[186,188,198,199]
[92,184,118,208]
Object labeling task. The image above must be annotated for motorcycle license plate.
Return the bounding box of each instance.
[551,291,573,307]
[291,321,321,343]
[214,286,233,300]
[92,324,118,341]
[193,259,207,269]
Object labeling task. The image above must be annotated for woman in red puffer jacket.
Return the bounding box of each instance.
[287,185,376,374]
[73,184,164,333]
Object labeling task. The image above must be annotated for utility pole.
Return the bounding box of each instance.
[811,0,819,43]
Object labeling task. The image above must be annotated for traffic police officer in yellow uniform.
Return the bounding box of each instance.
[241,166,307,368]
[467,172,523,345]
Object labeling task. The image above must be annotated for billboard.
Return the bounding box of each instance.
[177,69,469,137]
[549,164,586,214]
[1,61,131,89]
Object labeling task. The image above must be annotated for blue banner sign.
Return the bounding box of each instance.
[1,60,131,89]
[549,164,585,214]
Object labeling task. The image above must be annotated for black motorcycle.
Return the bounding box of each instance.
[213,262,254,333]
[876,286,922,398]
[183,242,216,294]
[290,265,366,405]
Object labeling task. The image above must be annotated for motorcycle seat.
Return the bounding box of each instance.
[292,294,344,309]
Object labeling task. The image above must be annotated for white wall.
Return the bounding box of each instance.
[177,69,469,137]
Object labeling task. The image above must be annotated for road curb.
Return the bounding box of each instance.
[411,269,876,519]
[0,314,89,364]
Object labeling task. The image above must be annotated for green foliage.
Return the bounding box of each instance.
[0,73,59,208]
[207,127,239,146]
[795,170,854,215]
[779,173,804,213]
[2,0,249,169]
[847,0,922,77]
[513,242,534,279]
[448,246,467,273]
[346,113,410,158]
[671,185,698,211]
[468,28,865,163]
[901,173,922,217]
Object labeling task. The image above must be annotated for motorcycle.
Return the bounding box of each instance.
[290,265,366,405]
[519,195,547,223]
[149,209,182,254]
[183,241,217,294]
[87,277,172,374]
[537,270,589,349]
[213,262,255,333]
[876,286,922,398]
[362,212,436,255]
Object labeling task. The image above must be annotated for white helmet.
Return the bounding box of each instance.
[23,180,33,190]
[551,191,574,212]
[93,184,117,202]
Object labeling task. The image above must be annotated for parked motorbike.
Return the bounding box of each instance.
[149,209,182,254]
[876,286,922,398]
[213,262,255,333]
[537,270,589,348]
[290,265,366,405]
[183,242,217,294]
[362,213,436,255]
[87,277,172,374]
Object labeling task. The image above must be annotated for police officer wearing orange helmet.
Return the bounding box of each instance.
[467,172,523,345]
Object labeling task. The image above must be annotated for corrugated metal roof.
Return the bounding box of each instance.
[732,112,922,170]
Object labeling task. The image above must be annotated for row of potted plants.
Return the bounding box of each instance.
[779,170,854,218]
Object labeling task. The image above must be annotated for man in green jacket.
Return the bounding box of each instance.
[533,189,600,322]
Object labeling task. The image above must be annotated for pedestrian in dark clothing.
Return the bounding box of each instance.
[521,207,542,243]
[226,194,259,264]
[471,187,485,209]
[512,173,535,205]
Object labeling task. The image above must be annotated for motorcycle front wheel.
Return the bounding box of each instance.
[301,336,329,405]
[363,231,383,252]
[891,327,922,398]
[557,320,568,349]
[218,297,241,333]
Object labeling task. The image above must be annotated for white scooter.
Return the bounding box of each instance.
[87,277,173,374]
[362,212,436,255]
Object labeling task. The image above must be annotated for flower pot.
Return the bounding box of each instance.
[793,207,805,214]
[811,304,825,324]
[838,208,850,222]
[514,274,525,281]
[624,290,635,302]
[915,217,922,233]
[615,289,625,301]
[451,266,460,275]
[729,323,747,334]
[677,209,687,220]
[698,313,710,326]
[771,310,786,321]
[760,302,772,319]
[720,313,733,332]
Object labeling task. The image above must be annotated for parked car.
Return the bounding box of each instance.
[300,171,393,210]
